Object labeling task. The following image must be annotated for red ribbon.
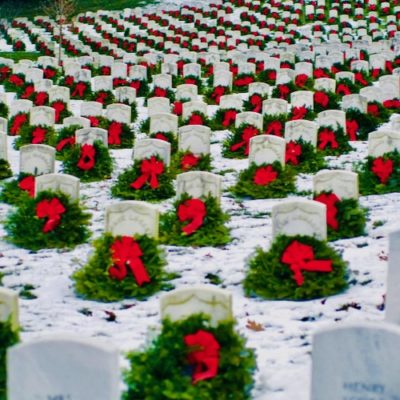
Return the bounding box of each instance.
[295,74,308,88]
[249,94,262,113]
[10,114,28,135]
[222,110,237,127]
[36,198,66,233]
[336,84,351,96]
[281,240,333,286]
[177,198,207,235]
[52,101,65,123]
[131,156,164,190]
[43,68,56,79]
[130,80,142,92]
[383,100,400,109]
[35,92,48,106]
[77,144,96,170]
[95,91,108,104]
[285,141,302,164]
[173,101,183,116]
[314,193,340,230]
[181,153,199,171]
[265,121,283,136]
[211,86,226,104]
[184,330,220,384]
[88,116,100,127]
[154,132,168,142]
[18,175,35,197]
[65,76,75,86]
[291,106,307,120]
[72,82,87,98]
[253,165,278,186]
[371,68,381,79]
[9,75,24,86]
[346,120,359,141]
[0,66,10,80]
[318,129,338,150]
[278,85,290,99]
[314,91,329,107]
[234,75,254,87]
[230,126,259,155]
[101,66,111,75]
[21,85,34,99]
[154,87,167,97]
[56,136,75,152]
[32,127,47,144]
[188,114,203,125]
[354,72,368,86]
[371,157,393,184]
[108,236,151,285]
[367,104,379,117]
[108,121,123,145]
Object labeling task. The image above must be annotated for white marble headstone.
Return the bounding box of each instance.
[35,173,80,200]
[133,138,171,166]
[20,144,56,175]
[176,171,222,201]
[313,170,359,199]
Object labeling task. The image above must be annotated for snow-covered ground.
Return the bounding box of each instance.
[1,1,400,399]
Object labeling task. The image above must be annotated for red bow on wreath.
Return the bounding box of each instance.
[314,192,340,230]
[278,85,290,99]
[354,72,368,86]
[281,240,333,286]
[314,91,329,107]
[77,144,96,170]
[72,82,87,97]
[346,120,358,141]
[35,92,48,106]
[285,141,302,164]
[181,153,199,171]
[88,116,100,127]
[295,74,308,88]
[21,85,34,99]
[291,106,307,120]
[178,198,207,235]
[95,91,108,104]
[52,101,66,123]
[367,104,379,117]
[10,114,28,135]
[222,110,237,127]
[188,114,204,125]
[265,121,283,136]
[18,175,35,197]
[184,330,220,384]
[32,127,47,144]
[108,121,123,145]
[371,157,393,184]
[154,87,167,97]
[130,80,142,92]
[36,197,66,233]
[318,129,338,150]
[230,126,259,155]
[253,165,278,186]
[9,75,24,86]
[249,94,263,113]
[131,156,164,190]
[56,136,75,152]
[336,84,351,96]
[211,86,226,104]
[108,236,151,285]
[173,101,183,116]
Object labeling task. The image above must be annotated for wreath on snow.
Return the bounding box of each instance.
[285,138,327,173]
[72,233,174,302]
[244,234,348,300]
[4,190,91,250]
[122,314,256,400]
[160,194,231,247]
[14,125,57,150]
[317,125,352,156]
[222,124,262,159]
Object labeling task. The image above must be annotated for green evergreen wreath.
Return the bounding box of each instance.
[346,108,379,141]
[73,233,174,302]
[111,156,175,201]
[286,139,327,173]
[317,125,352,156]
[122,314,256,400]
[210,108,240,131]
[170,151,212,176]
[356,151,400,195]
[62,141,113,182]
[180,112,211,128]
[129,79,149,97]
[0,159,12,180]
[313,90,340,113]
[146,87,176,103]
[222,124,262,159]
[14,125,57,150]
[90,90,115,106]
[229,161,296,199]
[244,235,348,300]
[160,194,231,247]
[263,114,288,136]
[101,120,134,149]
[3,73,26,95]
[8,112,29,136]
[0,173,33,205]
[175,75,204,93]
[314,192,367,241]
[49,100,72,123]
[139,118,150,134]
[0,319,19,400]
[4,190,91,250]
[55,124,80,159]
[0,102,9,119]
